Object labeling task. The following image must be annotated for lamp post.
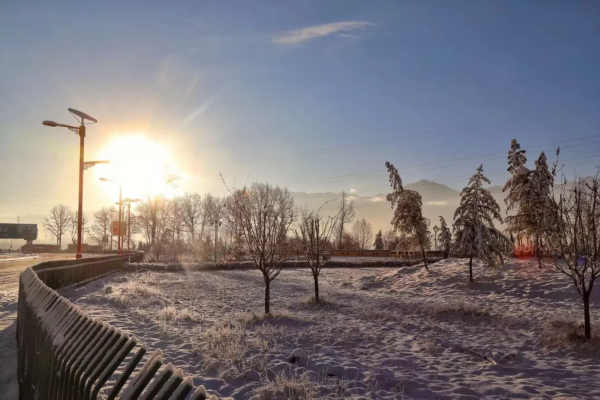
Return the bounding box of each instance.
[119,198,140,252]
[43,108,97,259]
[100,178,122,255]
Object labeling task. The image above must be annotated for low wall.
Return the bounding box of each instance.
[16,252,214,400]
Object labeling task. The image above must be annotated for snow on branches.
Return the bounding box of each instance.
[453,165,512,282]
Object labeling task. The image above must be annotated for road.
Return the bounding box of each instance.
[0,254,72,400]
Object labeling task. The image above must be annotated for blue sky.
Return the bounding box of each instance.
[1,0,600,219]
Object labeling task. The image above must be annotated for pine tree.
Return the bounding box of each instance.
[530,151,554,267]
[503,139,532,246]
[385,161,430,270]
[374,230,384,250]
[453,165,512,282]
[438,216,452,259]
[503,139,556,267]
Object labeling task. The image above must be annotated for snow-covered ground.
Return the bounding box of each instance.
[65,259,600,399]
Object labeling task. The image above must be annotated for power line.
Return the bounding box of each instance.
[287,135,600,189]
[236,106,597,167]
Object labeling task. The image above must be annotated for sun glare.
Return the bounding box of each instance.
[96,134,180,199]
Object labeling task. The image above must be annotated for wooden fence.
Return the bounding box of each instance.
[17,254,215,400]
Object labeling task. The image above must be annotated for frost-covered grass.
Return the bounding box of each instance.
[125,257,442,273]
[65,259,600,399]
[108,280,164,307]
[424,297,492,318]
[541,316,600,352]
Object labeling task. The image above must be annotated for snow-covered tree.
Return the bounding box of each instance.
[504,139,557,267]
[453,165,512,282]
[529,151,555,267]
[438,216,452,259]
[374,230,384,250]
[385,161,430,270]
[503,139,532,246]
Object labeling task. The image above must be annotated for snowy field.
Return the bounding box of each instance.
[65,259,600,399]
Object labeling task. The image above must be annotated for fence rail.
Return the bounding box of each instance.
[17,253,215,400]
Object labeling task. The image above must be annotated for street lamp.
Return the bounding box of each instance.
[120,198,140,252]
[83,160,109,170]
[100,177,123,255]
[43,108,98,259]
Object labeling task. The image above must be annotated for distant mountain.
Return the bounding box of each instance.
[291,179,504,234]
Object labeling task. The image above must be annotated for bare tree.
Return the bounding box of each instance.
[294,205,337,303]
[43,204,71,250]
[68,210,88,245]
[179,192,204,249]
[382,229,398,250]
[542,158,600,340]
[335,191,355,249]
[385,161,430,270]
[135,196,169,260]
[223,195,245,260]
[206,195,224,261]
[227,183,295,314]
[89,207,115,250]
[165,197,185,261]
[352,218,373,250]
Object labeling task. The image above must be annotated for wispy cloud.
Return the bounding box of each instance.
[426,200,448,206]
[349,188,357,194]
[368,196,385,202]
[274,21,373,45]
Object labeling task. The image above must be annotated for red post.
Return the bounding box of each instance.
[127,202,131,252]
[118,184,122,255]
[76,125,85,259]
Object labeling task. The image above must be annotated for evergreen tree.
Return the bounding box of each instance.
[385,161,430,270]
[453,165,512,282]
[503,139,532,246]
[530,151,555,267]
[374,230,384,250]
[438,216,452,259]
[503,139,556,267]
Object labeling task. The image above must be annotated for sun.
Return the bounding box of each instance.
[95,134,180,199]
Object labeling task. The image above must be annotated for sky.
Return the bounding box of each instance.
[1,0,600,226]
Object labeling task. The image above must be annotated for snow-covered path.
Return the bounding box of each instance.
[67,259,600,399]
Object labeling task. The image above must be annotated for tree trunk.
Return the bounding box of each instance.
[264,280,271,314]
[419,240,429,271]
[536,233,542,269]
[214,225,218,262]
[584,292,591,340]
[469,256,474,283]
[314,275,319,303]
